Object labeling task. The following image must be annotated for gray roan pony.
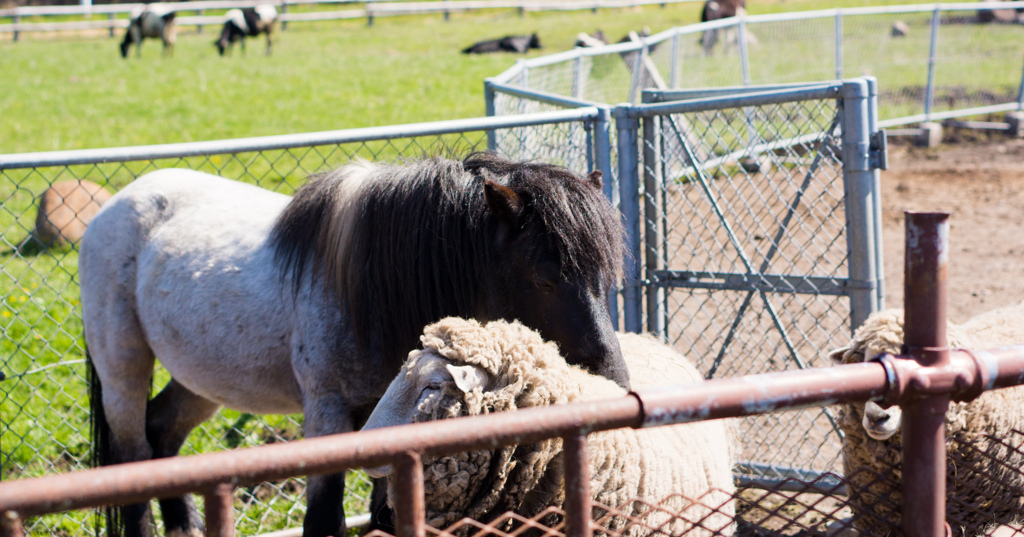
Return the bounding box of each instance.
[80,153,630,537]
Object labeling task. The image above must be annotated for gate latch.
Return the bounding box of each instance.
[869,130,888,171]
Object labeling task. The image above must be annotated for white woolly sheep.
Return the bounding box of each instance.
[829,301,1024,535]
[363,317,736,536]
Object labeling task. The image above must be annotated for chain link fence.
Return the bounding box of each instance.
[488,77,885,487]
[490,2,1024,126]
[0,110,604,535]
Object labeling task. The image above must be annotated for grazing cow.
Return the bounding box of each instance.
[699,0,752,55]
[462,33,541,54]
[215,5,278,56]
[120,4,177,58]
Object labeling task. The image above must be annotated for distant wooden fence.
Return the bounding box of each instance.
[0,0,701,40]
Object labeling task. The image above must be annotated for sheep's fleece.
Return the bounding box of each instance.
[363,317,735,536]
[831,302,1024,535]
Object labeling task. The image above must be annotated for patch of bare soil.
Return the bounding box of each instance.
[880,134,1024,322]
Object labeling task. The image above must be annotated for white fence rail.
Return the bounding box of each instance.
[0,0,701,38]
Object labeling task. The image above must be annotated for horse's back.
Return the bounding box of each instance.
[81,169,304,414]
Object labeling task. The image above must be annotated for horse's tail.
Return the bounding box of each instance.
[87,346,124,537]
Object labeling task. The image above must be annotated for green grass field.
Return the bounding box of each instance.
[0,0,1020,533]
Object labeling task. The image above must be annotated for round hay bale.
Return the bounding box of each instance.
[34,180,113,246]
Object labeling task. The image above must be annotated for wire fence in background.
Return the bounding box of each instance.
[489,2,1024,128]
[0,109,604,535]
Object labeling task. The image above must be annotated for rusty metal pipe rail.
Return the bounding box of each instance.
[1,340,1024,536]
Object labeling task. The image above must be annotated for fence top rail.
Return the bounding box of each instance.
[489,80,603,108]
[0,109,601,170]
[2,344,1023,519]
[625,80,848,118]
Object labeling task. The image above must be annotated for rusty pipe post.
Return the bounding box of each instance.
[394,451,425,537]
[563,432,592,537]
[901,212,951,537]
[0,511,23,537]
[203,482,235,537]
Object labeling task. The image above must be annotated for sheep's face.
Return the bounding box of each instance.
[829,310,906,443]
[362,350,490,478]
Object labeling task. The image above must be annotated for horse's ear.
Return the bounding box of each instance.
[585,170,603,190]
[484,179,527,231]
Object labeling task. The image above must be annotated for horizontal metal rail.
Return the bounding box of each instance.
[627,83,844,118]
[878,103,1024,129]
[0,109,601,169]
[488,80,602,109]
[652,270,848,296]
[0,343,1022,528]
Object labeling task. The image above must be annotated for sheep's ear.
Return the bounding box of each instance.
[585,170,602,190]
[828,347,851,365]
[446,364,489,393]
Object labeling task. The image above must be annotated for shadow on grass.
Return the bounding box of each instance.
[2,234,77,258]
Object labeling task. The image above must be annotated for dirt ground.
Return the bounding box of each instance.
[879,133,1024,323]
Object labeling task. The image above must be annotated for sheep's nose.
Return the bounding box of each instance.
[868,413,890,427]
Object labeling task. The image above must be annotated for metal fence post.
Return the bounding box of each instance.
[668,32,680,89]
[867,77,885,310]
[1017,53,1024,110]
[641,111,664,337]
[563,432,592,537]
[841,78,880,331]
[834,11,843,80]
[614,104,642,334]
[484,79,497,152]
[593,107,620,329]
[280,3,287,31]
[0,511,23,537]
[924,6,940,121]
[13,14,19,42]
[108,12,115,38]
[738,17,750,85]
[901,212,951,537]
[204,482,235,537]
[395,451,425,537]
[573,54,586,100]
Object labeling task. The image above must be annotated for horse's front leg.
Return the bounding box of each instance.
[301,393,354,537]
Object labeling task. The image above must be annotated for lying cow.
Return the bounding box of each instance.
[462,33,541,54]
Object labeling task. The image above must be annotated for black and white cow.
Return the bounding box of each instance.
[215,5,278,56]
[120,3,177,58]
[461,33,541,54]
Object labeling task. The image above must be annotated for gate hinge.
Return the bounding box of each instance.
[869,130,888,170]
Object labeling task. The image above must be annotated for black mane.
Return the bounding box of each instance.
[270,154,624,372]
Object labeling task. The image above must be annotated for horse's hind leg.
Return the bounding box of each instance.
[91,339,158,537]
[146,379,221,537]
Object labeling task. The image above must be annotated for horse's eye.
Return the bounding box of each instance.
[534,278,558,292]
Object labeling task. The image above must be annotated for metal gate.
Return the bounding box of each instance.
[606,78,887,484]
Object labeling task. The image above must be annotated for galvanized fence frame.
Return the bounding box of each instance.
[488,2,1024,130]
[0,211,1021,537]
[0,108,609,536]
